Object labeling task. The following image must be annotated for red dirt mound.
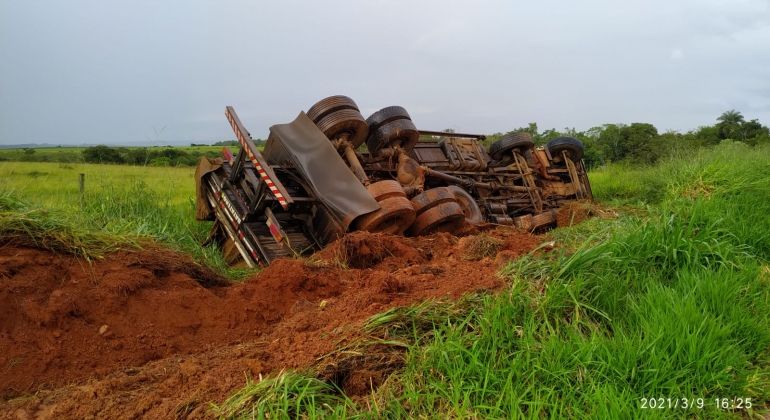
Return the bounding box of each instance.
[555,200,595,227]
[0,229,541,419]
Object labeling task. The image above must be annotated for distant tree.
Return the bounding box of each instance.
[587,123,662,164]
[23,148,35,155]
[621,123,660,163]
[82,145,124,164]
[594,124,625,161]
[126,147,151,165]
[150,157,171,167]
[682,125,721,147]
[160,148,185,159]
[213,140,240,146]
[717,110,745,140]
[740,119,769,145]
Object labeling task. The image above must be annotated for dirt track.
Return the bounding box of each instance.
[0,229,541,419]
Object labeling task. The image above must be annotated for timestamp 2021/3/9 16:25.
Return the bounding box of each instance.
[640,397,752,410]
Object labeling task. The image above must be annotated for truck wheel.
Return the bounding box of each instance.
[447,186,484,225]
[307,95,360,123]
[410,187,456,216]
[366,106,411,133]
[488,133,534,160]
[354,196,416,235]
[366,180,407,201]
[546,137,584,162]
[315,109,369,148]
[408,201,465,236]
[366,119,420,157]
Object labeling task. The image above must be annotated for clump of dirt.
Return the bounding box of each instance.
[555,200,595,227]
[0,247,272,398]
[0,228,543,419]
[457,233,504,261]
[314,231,423,269]
[318,342,405,397]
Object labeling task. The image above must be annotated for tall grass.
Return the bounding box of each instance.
[217,143,770,418]
[0,162,251,278]
[591,141,769,205]
[0,190,142,259]
[211,371,357,419]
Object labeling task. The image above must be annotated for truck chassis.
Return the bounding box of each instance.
[196,97,593,267]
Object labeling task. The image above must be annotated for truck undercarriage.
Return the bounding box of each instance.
[196,96,593,267]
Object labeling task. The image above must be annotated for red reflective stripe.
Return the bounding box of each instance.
[226,108,288,209]
[268,223,281,239]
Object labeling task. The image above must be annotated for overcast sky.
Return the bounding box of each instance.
[1,1,768,146]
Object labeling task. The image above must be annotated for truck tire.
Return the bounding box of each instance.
[366,119,420,157]
[408,201,465,236]
[366,106,411,133]
[546,137,584,162]
[410,187,456,216]
[307,95,360,123]
[447,185,484,225]
[315,109,369,148]
[366,180,406,201]
[354,196,416,235]
[488,133,534,160]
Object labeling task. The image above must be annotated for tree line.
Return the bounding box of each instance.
[3,110,766,168]
[80,145,224,166]
[77,139,268,166]
[481,110,768,168]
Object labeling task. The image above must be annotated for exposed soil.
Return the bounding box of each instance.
[0,228,541,419]
[555,200,595,227]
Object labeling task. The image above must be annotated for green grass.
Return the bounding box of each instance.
[0,190,142,260]
[216,142,770,419]
[0,145,227,162]
[4,142,770,418]
[210,371,358,419]
[0,162,196,206]
[0,161,253,279]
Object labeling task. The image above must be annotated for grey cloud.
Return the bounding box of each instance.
[1,0,769,145]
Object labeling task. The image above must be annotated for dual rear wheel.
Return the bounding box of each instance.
[307,95,368,148]
[355,184,484,237]
[354,180,415,235]
[307,97,420,156]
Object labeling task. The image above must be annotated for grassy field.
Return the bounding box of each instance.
[0,162,196,206]
[0,160,249,276]
[0,145,228,164]
[213,141,770,419]
[2,142,770,418]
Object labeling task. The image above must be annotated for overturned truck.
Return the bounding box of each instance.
[195,96,593,267]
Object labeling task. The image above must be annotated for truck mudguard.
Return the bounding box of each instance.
[267,112,381,228]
